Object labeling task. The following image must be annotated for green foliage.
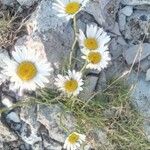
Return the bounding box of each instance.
[30,79,150,150]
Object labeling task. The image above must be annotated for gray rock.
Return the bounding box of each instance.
[140,59,150,72]
[20,105,42,146]
[85,0,105,25]
[129,72,150,118]
[1,0,16,6]
[87,129,114,150]
[0,49,9,85]
[118,13,126,31]
[0,121,17,148]
[124,10,150,43]
[100,0,112,9]
[121,0,150,5]
[6,112,20,123]
[123,43,150,65]
[79,75,99,100]
[111,22,122,36]
[121,6,133,16]
[146,68,150,81]
[103,0,121,30]
[17,0,38,7]
[27,0,67,33]
[20,104,76,149]
[105,59,128,80]
[96,71,107,95]
[2,97,13,108]
[37,105,76,143]
[109,38,125,58]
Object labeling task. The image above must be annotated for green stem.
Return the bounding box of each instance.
[80,62,88,73]
[71,97,76,110]
[69,15,78,69]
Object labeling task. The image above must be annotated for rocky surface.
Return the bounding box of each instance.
[0,0,150,149]
[121,0,150,5]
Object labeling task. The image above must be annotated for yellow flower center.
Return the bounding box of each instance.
[17,61,37,81]
[84,38,98,50]
[68,133,79,144]
[65,2,80,15]
[87,52,102,64]
[64,79,78,93]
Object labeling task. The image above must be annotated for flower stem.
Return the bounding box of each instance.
[80,62,88,73]
[69,15,78,69]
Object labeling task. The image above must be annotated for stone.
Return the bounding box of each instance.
[27,0,68,33]
[2,97,13,108]
[146,68,150,81]
[124,10,150,43]
[123,43,150,65]
[128,72,150,118]
[79,74,99,100]
[121,0,150,5]
[103,0,121,30]
[37,105,76,143]
[140,59,150,72]
[100,0,112,9]
[0,120,17,148]
[105,59,128,80]
[1,0,15,6]
[6,112,20,123]
[20,105,42,146]
[109,38,126,58]
[0,49,9,85]
[121,6,133,17]
[87,129,114,150]
[96,71,107,92]
[19,104,76,149]
[85,0,105,25]
[17,0,38,7]
[111,22,122,36]
[118,13,126,31]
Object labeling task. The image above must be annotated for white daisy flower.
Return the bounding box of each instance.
[52,0,89,21]
[64,132,86,150]
[54,70,83,96]
[78,24,111,52]
[2,46,52,96]
[81,49,111,71]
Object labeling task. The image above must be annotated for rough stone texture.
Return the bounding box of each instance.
[0,49,9,85]
[129,72,150,117]
[85,0,105,25]
[87,129,114,150]
[37,105,76,143]
[103,0,121,30]
[17,0,38,7]
[123,43,150,65]
[146,68,150,81]
[124,10,150,43]
[121,6,133,17]
[0,120,18,149]
[121,0,150,5]
[79,74,99,100]
[19,104,76,149]
[6,112,20,123]
[1,0,16,6]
